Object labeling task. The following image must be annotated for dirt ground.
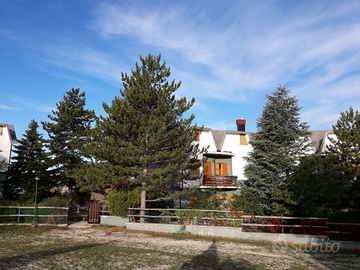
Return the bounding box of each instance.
[56,222,360,269]
[1,222,360,269]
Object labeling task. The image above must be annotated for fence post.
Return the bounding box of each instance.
[281,215,284,234]
[167,206,170,224]
[17,205,20,223]
[128,206,131,223]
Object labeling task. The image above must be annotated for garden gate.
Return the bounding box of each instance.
[88,203,100,223]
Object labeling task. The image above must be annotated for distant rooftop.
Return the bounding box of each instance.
[0,123,17,143]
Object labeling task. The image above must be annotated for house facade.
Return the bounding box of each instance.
[185,119,334,193]
[0,123,17,196]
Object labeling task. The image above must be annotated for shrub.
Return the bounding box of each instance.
[107,187,141,217]
[0,199,34,206]
[39,196,68,207]
[233,220,242,227]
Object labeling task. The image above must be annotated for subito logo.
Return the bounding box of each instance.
[272,238,288,254]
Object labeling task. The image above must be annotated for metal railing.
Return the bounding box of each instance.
[127,207,330,233]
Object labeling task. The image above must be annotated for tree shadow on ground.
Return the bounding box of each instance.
[0,241,112,269]
[179,240,255,270]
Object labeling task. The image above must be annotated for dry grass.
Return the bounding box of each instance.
[0,225,359,269]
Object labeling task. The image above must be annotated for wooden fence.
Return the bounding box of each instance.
[203,175,238,186]
[0,206,68,225]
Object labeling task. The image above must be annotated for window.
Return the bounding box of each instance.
[192,130,200,141]
[215,162,228,175]
[203,162,212,176]
[0,126,3,136]
[240,134,248,145]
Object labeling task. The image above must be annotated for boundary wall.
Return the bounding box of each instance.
[100,216,327,244]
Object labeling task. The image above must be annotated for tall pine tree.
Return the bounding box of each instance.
[78,54,204,221]
[326,106,360,208]
[42,88,95,207]
[240,85,312,215]
[6,120,52,201]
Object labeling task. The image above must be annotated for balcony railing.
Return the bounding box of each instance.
[203,175,238,187]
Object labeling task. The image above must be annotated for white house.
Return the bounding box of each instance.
[0,123,17,195]
[187,119,334,192]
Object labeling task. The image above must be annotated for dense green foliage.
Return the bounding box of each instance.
[107,187,141,217]
[231,191,265,215]
[326,106,360,208]
[289,154,343,216]
[190,189,224,210]
[240,85,312,215]
[0,199,35,206]
[0,160,7,171]
[39,196,69,207]
[5,120,53,201]
[174,210,206,223]
[78,54,204,215]
[42,88,95,206]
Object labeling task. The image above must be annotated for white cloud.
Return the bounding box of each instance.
[90,2,360,92]
[42,45,125,84]
[85,1,360,130]
[10,96,55,113]
[301,105,341,129]
[0,105,21,110]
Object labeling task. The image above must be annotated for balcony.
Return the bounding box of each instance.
[202,175,238,187]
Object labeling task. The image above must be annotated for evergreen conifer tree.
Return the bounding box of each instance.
[326,106,360,208]
[6,120,52,201]
[289,154,342,216]
[42,88,95,206]
[0,160,7,171]
[78,54,204,222]
[240,85,312,215]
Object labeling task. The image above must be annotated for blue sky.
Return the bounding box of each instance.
[1,1,360,139]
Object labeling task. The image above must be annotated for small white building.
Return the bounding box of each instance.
[0,123,17,195]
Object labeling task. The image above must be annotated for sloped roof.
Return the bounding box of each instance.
[310,130,333,153]
[0,123,17,143]
[203,126,332,154]
[203,127,251,152]
[211,130,226,151]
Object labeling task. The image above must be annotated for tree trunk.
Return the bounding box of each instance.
[140,165,148,223]
[140,184,146,223]
[68,184,73,209]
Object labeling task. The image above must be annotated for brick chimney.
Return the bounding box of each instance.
[236,119,246,132]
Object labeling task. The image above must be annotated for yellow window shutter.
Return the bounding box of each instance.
[215,163,220,175]
[215,163,228,175]
[240,134,248,145]
[222,163,228,175]
[204,162,212,176]
[192,130,200,141]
